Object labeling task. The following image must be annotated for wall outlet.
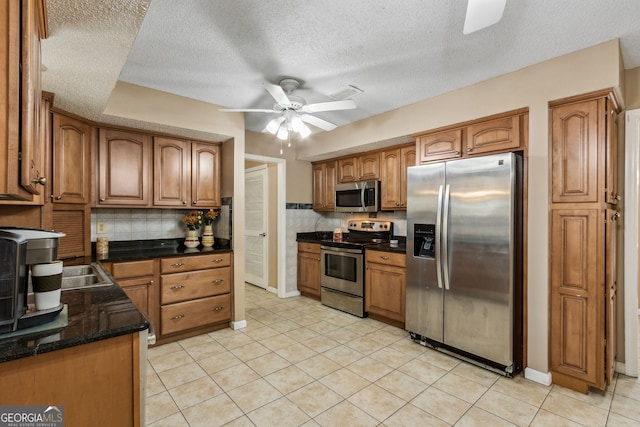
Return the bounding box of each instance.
[96,221,107,234]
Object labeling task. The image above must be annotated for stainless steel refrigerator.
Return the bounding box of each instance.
[406,152,523,376]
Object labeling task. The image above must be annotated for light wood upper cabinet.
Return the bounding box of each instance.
[380,145,415,210]
[153,137,190,207]
[338,153,380,183]
[0,0,46,201]
[191,142,221,208]
[97,128,151,206]
[551,99,600,203]
[416,129,462,163]
[51,113,92,204]
[465,115,520,156]
[312,160,336,211]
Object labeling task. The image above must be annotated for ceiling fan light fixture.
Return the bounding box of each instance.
[290,115,304,132]
[298,124,312,138]
[276,125,289,140]
[266,116,284,134]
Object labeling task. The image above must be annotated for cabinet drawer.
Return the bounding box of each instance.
[161,252,231,273]
[366,250,406,267]
[111,259,155,279]
[161,267,231,304]
[298,242,320,254]
[161,294,230,335]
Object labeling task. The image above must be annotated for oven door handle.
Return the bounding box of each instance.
[320,245,363,254]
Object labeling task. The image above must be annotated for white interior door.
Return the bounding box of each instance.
[245,166,269,288]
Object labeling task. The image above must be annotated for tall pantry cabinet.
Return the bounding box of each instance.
[548,90,620,393]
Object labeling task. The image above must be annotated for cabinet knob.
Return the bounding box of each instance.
[613,194,622,201]
[380,256,390,260]
[193,200,197,205]
[612,211,621,220]
[170,285,185,289]
[211,306,224,311]
[170,262,185,268]
[170,314,185,320]
[99,198,105,202]
[211,258,223,263]
[149,280,154,285]
[55,195,62,200]
[182,201,187,205]
[212,279,224,284]
[31,176,46,185]
[467,148,473,152]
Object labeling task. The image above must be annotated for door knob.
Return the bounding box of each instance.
[259,233,266,237]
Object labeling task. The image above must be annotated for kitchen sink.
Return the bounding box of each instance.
[60,264,113,290]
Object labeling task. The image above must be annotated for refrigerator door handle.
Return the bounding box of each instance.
[442,184,451,290]
[435,184,444,289]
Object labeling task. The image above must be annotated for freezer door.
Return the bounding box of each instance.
[406,163,445,341]
[442,153,515,366]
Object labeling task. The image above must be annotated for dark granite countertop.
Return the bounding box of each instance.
[0,265,149,363]
[296,232,406,254]
[95,238,233,262]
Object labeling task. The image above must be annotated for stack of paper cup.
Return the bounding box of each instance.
[31,260,63,310]
[96,237,109,255]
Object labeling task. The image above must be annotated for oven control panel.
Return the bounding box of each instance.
[347,220,393,233]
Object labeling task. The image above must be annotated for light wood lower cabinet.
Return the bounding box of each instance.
[0,333,144,427]
[365,249,406,327]
[108,258,159,335]
[297,242,321,299]
[159,252,232,340]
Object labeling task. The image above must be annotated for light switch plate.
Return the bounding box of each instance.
[96,221,107,234]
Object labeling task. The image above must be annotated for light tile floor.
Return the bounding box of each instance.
[145,284,640,426]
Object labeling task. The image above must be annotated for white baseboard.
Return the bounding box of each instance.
[267,286,278,295]
[282,290,301,298]
[230,320,247,330]
[524,367,552,386]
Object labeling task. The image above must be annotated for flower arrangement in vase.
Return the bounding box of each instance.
[201,209,219,247]
[182,210,203,248]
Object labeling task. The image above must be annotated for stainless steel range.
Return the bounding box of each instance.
[320,220,393,317]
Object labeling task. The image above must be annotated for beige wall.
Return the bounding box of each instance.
[625,66,640,109]
[245,130,312,203]
[295,40,623,377]
[104,81,248,325]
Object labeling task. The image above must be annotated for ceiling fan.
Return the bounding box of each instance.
[219,78,357,139]
[463,0,507,35]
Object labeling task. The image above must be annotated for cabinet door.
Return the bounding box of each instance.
[297,246,321,297]
[52,204,91,261]
[312,161,336,211]
[19,0,43,196]
[417,129,462,163]
[465,115,520,156]
[191,142,220,208]
[605,209,618,385]
[119,276,152,317]
[154,137,190,207]
[98,129,151,206]
[51,114,91,204]
[365,261,406,323]
[551,99,600,203]
[359,153,380,180]
[400,146,416,208]
[549,209,603,389]
[380,148,401,210]
[338,157,358,183]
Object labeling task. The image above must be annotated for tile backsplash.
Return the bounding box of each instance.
[91,207,231,242]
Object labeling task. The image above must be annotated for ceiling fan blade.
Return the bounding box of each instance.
[463,0,506,35]
[218,108,276,113]
[300,114,337,131]
[302,99,356,113]
[263,82,290,105]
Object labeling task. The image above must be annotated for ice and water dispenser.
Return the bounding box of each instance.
[413,224,435,258]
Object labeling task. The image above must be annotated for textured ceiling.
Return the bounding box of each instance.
[42,0,640,140]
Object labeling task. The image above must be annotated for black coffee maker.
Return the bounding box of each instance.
[0,227,65,333]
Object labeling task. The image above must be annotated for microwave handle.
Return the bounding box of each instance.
[361,185,366,208]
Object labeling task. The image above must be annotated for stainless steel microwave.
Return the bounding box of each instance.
[335,180,380,213]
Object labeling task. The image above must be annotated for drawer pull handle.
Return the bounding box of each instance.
[171,263,184,268]
[212,306,224,311]
[170,285,185,289]
[212,279,224,284]
[212,258,224,263]
[171,314,185,320]
[380,256,390,260]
